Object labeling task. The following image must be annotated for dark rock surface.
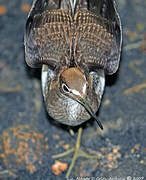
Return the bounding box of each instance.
[0,0,146,179]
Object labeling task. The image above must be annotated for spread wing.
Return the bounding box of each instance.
[74,0,122,74]
[24,0,73,68]
[25,0,122,74]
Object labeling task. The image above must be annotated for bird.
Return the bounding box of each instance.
[24,0,122,177]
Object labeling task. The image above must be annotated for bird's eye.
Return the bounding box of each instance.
[62,83,70,93]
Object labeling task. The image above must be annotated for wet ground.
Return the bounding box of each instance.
[0,0,146,179]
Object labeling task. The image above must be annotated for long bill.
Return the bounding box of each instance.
[79,98,103,130]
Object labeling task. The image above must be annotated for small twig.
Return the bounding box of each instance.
[0,85,21,93]
[124,83,146,94]
[124,41,142,51]
[0,169,17,178]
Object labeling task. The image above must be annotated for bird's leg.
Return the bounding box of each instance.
[52,127,99,178]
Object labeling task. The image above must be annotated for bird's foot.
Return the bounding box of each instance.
[52,127,99,178]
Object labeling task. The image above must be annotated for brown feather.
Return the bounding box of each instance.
[61,67,86,94]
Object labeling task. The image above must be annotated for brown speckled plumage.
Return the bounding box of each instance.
[25,6,120,73]
[25,0,122,127]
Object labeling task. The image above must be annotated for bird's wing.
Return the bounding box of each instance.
[74,0,122,74]
[24,0,74,68]
[25,0,122,74]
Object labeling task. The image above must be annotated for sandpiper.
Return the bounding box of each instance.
[24,0,122,177]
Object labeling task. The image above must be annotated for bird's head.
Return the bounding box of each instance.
[59,67,103,129]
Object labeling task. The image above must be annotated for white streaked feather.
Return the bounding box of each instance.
[41,65,54,100]
[72,89,81,96]
[90,70,105,99]
[69,0,77,13]
[98,74,105,99]
[82,83,86,94]
[41,71,48,97]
